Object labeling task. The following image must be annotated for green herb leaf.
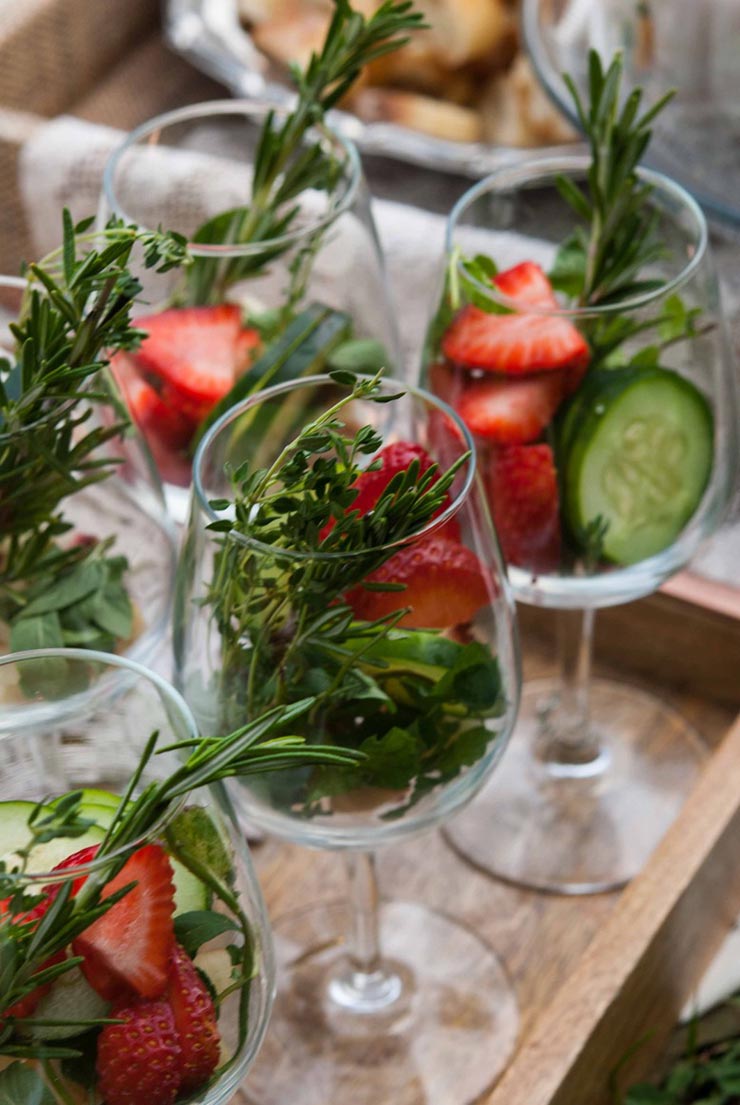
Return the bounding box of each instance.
[173,911,241,957]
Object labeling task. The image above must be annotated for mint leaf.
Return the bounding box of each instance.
[358,727,423,789]
[21,560,105,617]
[174,911,240,957]
[549,231,587,299]
[9,611,64,652]
[435,641,502,714]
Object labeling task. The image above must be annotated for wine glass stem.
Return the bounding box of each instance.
[328,851,402,1013]
[534,608,603,775]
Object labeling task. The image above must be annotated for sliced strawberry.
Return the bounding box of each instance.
[456,373,565,444]
[493,261,559,309]
[133,304,247,408]
[442,260,589,376]
[167,944,220,1094]
[236,326,262,374]
[321,441,460,543]
[488,444,561,572]
[442,304,590,376]
[96,999,182,1105]
[346,535,489,628]
[112,353,196,450]
[73,843,175,1003]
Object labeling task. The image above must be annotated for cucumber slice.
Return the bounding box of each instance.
[25,967,109,1040]
[562,366,713,564]
[50,788,120,813]
[0,801,49,861]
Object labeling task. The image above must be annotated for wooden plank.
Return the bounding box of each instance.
[486,713,740,1105]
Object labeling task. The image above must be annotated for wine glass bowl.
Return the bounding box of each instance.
[99,100,403,520]
[0,649,275,1105]
[174,374,522,1104]
[421,153,737,893]
[523,0,740,228]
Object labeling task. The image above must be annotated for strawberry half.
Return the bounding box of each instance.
[488,444,561,572]
[493,261,559,308]
[167,943,221,1094]
[321,441,460,543]
[456,373,565,444]
[112,353,196,451]
[441,261,589,376]
[73,843,176,1003]
[133,305,259,410]
[96,999,182,1105]
[346,535,489,628]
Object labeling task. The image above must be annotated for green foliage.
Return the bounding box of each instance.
[0,213,188,654]
[183,0,424,306]
[554,50,674,308]
[203,372,504,815]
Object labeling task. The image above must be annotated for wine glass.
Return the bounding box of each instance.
[0,648,275,1105]
[98,99,403,522]
[421,154,737,893]
[174,374,522,1105]
[0,276,176,664]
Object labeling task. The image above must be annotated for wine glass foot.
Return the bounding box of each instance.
[243,899,519,1105]
[445,678,708,895]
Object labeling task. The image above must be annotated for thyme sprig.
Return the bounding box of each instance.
[183,0,424,305]
[0,697,361,1060]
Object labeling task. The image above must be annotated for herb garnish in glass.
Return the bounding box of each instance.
[174,371,521,1105]
[99,1,420,518]
[0,648,358,1105]
[421,53,737,893]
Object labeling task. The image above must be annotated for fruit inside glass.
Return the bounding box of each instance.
[421,155,737,892]
[0,649,274,1105]
[99,100,401,521]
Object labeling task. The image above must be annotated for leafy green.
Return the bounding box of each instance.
[199,371,504,817]
[0,212,188,653]
[174,910,241,957]
[0,1063,56,1105]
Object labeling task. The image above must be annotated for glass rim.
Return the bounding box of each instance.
[446,154,709,317]
[192,373,478,561]
[0,647,199,881]
[101,98,363,258]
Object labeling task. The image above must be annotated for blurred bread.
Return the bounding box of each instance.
[350,87,483,142]
[481,54,578,146]
[241,0,577,150]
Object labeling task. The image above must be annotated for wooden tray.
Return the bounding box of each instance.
[242,580,740,1104]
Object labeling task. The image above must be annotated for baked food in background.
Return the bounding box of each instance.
[237,0,577,146]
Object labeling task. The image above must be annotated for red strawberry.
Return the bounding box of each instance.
[346,535,489,628]
[441,261,589,376]
[133,305,255,409]
[112,353,196,451]
[96,999,182,1105]
[167,944,220,1094]
[456,373,565,444]
[442,303,590,376]
[73,843,175,1003]
[488,444,561,572]
[321,441,460,543]
[493,261,559,309]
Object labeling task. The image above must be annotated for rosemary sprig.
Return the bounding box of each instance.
[0,697,361,1059]
[553,50,674,309]
[0,213,188,653]
[182,0,424,306]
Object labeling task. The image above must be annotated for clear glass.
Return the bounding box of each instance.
[421,156,738,892]
[523,0,740,228]
[175,376,521,1104]
[99,99,403,520]
[0,648,274,1105]
[0,277,176,666]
